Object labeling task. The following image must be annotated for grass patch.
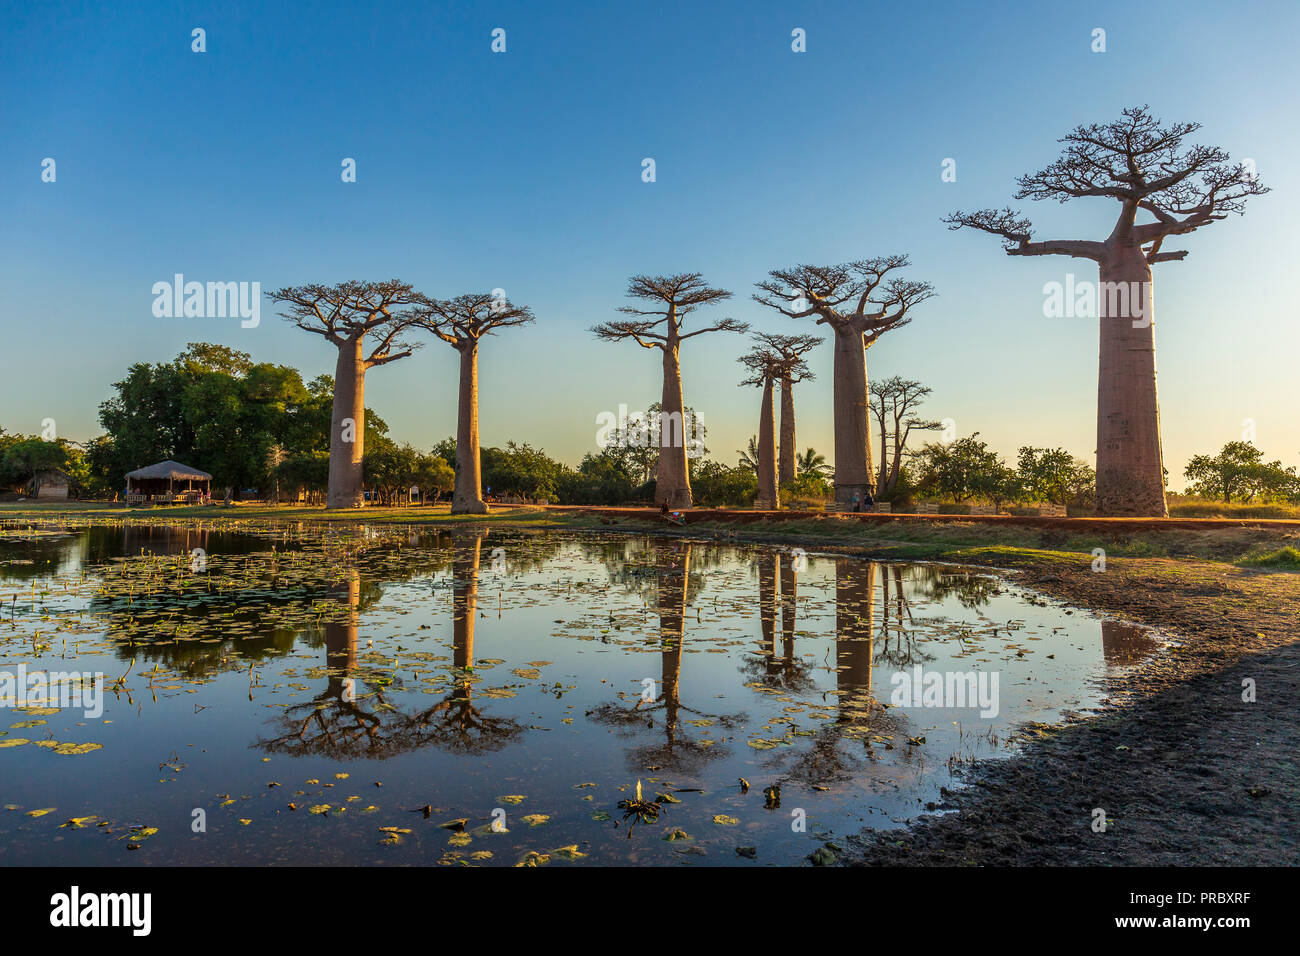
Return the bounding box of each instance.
[1169,498,1300,520]
[1238,546,1300,570]
[938,546,1093,569]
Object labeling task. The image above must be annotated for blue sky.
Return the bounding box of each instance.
[2,0,1296,486]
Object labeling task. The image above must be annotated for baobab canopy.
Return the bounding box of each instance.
[944,105,1268,517]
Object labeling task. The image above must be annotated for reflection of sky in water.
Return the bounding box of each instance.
[0,526,1159,866]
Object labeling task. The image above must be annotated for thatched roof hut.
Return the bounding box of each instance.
[125,460,212,502]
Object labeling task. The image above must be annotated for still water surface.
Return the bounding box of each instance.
[0,523,1157,866]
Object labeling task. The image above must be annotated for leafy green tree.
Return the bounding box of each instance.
[276,452,330,503]
[558,451,640,504]
[364,439,419,505]
[1184,441,1297,503]
[412,454,456,504]
[915,433,1010,502]
[1017,446,1094,506]
[91,344,390,499]
[780,472,830,504]
[430,437,457,471]
[0,435,68,491]
[690,458,758,507]
[481,442,569,500]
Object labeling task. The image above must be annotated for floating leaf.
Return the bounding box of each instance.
[53,742,103,756]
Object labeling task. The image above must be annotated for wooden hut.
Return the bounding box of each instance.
[125,460,212,505]
[29,469,71,500]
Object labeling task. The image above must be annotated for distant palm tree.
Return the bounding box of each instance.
[737,435,760,474]
[796,447,831,480]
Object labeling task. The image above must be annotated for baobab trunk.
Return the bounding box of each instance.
[779,559,796,665]
[657,542,690,741]
[453,341,488,514]
[452,534,481,669]
[756,376,779,509]
[324,568,359,701]
[778,372,796,485]
[327,337,366,510]
[835,559,875,702]
[831,325,874,506]
[758,553,778,671]
[657,338,693,508]
[1096,242,1167,516]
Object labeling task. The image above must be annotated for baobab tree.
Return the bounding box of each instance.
[944,106,1267,516]
[737,343,782,509]
[868,375,941,495]
[592,274,748,507]
[272,280,424,509]
[415,292,534,514]
[754,258,934,506]
[755,332,821,485]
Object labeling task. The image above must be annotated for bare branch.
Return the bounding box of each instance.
[593,273,738,349]
[272,280,425,362]
[413,292,535,350]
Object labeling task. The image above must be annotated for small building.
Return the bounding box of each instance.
[29,469,71,500]
[125,460,213,505]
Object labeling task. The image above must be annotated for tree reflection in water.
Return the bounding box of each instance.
[738,550,817,694]
[588,539,743,775]
[1101,619,1159,665]
[257,531,524,758]
[759,557,907,790]
[873,564,936,669]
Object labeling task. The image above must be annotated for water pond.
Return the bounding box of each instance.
[0,522,1158,866]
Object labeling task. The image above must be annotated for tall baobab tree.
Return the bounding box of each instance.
[944,106,1267,516]
[592,274,748,508]
[755,258,934,506]
[272,280,424,509]
[737,343,782,509]
[415,293,534,514]
[755,332,821,485]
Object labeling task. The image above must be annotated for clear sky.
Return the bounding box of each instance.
[2,0,1296,489]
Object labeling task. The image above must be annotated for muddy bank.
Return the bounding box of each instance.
[842,555,1300,866]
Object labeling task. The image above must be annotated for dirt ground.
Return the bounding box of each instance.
[842,554,1300,866]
